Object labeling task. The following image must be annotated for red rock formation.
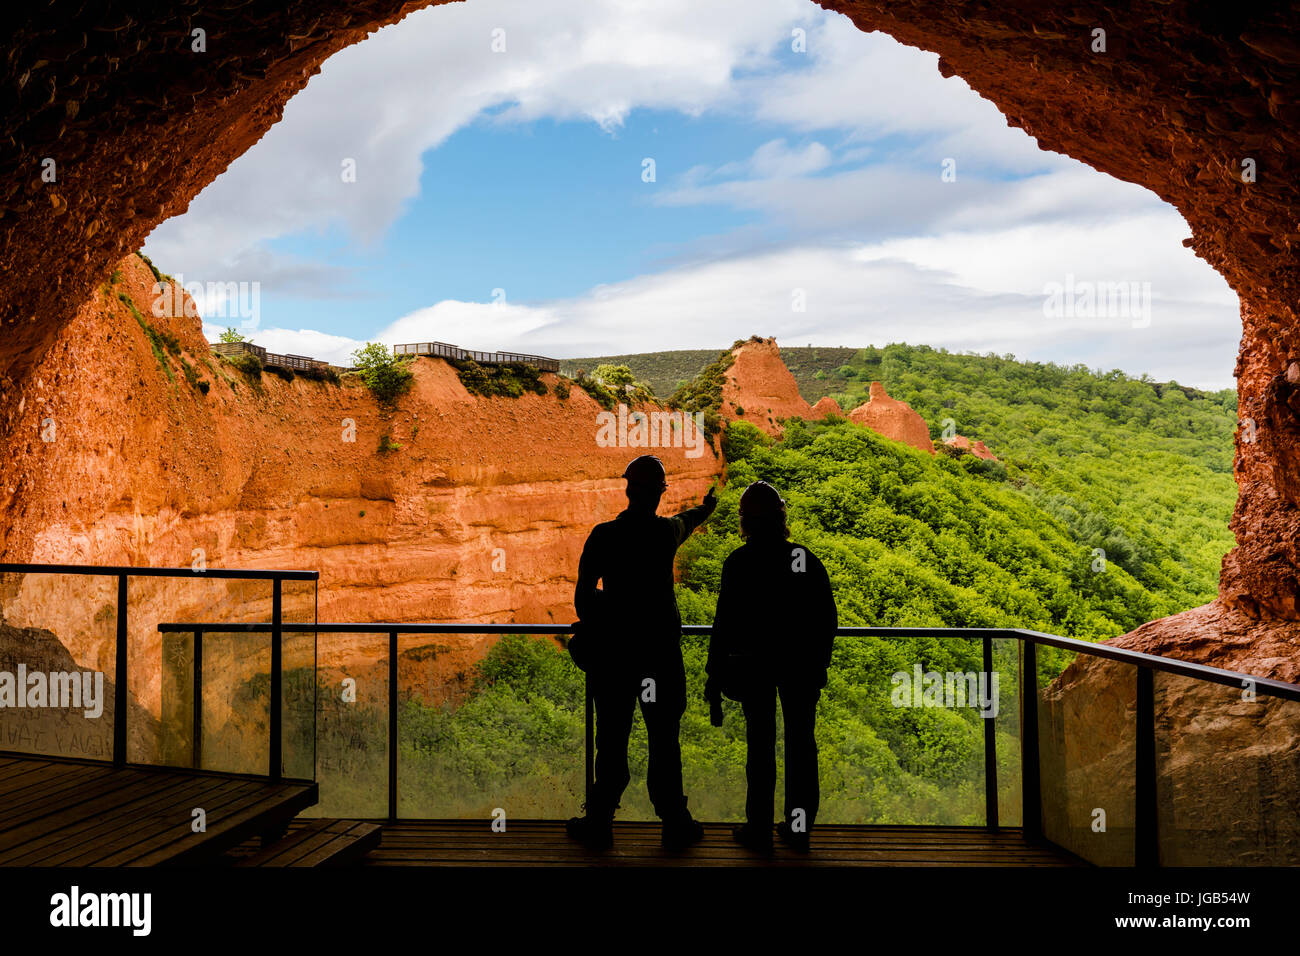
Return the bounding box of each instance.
[847,382,935,455]
[811,396,844,419]
[719,337,813,437]
[1,3,1299,661]
[944,435,998,461]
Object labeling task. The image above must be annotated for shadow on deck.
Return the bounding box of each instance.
[359,820,1086,867]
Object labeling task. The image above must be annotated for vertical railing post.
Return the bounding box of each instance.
[982,635,999,831]
[269,578,282,780]
[584,677,594,810]
[192,629,203,770]
[1136,666,1158,867]
[1020,637,1041,841]
[388,629,398,824]
[113,573,128,768]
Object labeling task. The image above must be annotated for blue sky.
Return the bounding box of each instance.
[273,112,771,322]
[144,0,1240,387]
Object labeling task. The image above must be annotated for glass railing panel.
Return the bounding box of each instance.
[308,632,388,818]
[396,631,585,819]
[1155,671,1300,865]
[993,636,1021,827]
[0,570,119,760]
[673,634,744,824]
[1035,644,1136,865]
[816,632,994,825]
[137,575,274,770]
[281,580,318,781]
[386,629,1015,824]
[194,629,270,774]
[602,630,1005,826]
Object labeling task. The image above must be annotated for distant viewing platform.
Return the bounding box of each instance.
[393,341,560,373]
[211,340,352,376]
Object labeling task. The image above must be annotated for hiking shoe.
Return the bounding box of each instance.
[776,821,810,853]
[566,814,613,850]
[661,816,705,850]
[731,823,774,854]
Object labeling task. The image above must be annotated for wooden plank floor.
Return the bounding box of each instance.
[362,820,1085,867]
[0,752,317,866]
[230,819,382,867]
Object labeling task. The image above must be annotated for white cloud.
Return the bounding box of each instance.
[144,0,815,287]
[739,139,834,179]
[248,216,1238,389]
[740,16,1064,173]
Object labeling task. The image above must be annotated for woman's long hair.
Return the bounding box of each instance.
[738,481,790,541]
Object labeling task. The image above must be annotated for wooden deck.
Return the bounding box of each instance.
[0,752,317,866]
[0,751,1082,868]
[362,820,1085,867]
[229,819,382,867]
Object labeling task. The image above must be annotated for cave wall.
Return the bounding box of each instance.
[2,1,1299,618]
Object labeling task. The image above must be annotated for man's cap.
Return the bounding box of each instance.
[623,455,667,486]
[739,480,784,516]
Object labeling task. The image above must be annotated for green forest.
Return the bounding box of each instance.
[305,344,1238,826]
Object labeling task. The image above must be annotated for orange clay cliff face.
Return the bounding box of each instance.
[0,254,724,727]
[718,338,951,456]
[811,396,844,418]
[719,337,814,437]
[943,435,998,461]
[0,254,721,626]
[848,382,935,455]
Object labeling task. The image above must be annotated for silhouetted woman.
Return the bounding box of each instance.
[706,481,837,852]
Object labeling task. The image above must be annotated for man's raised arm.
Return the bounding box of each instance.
[671,485,718,544]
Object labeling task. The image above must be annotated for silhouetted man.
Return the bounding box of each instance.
[567,454,716,850]
[706,481,837,852]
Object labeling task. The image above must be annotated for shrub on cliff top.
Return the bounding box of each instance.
[225,351,263,381]
[352,342,413,405]
[452,359,548,398]
[574,364,654,410]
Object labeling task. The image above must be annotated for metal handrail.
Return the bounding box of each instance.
[153,621,1300,703]
[0,563,319,580]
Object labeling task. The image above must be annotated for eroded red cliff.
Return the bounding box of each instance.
[848,382,935,455]
[811,396,844,419]
[719,337,814,437]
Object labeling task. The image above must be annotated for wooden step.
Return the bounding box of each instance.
[233,819,382,867]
